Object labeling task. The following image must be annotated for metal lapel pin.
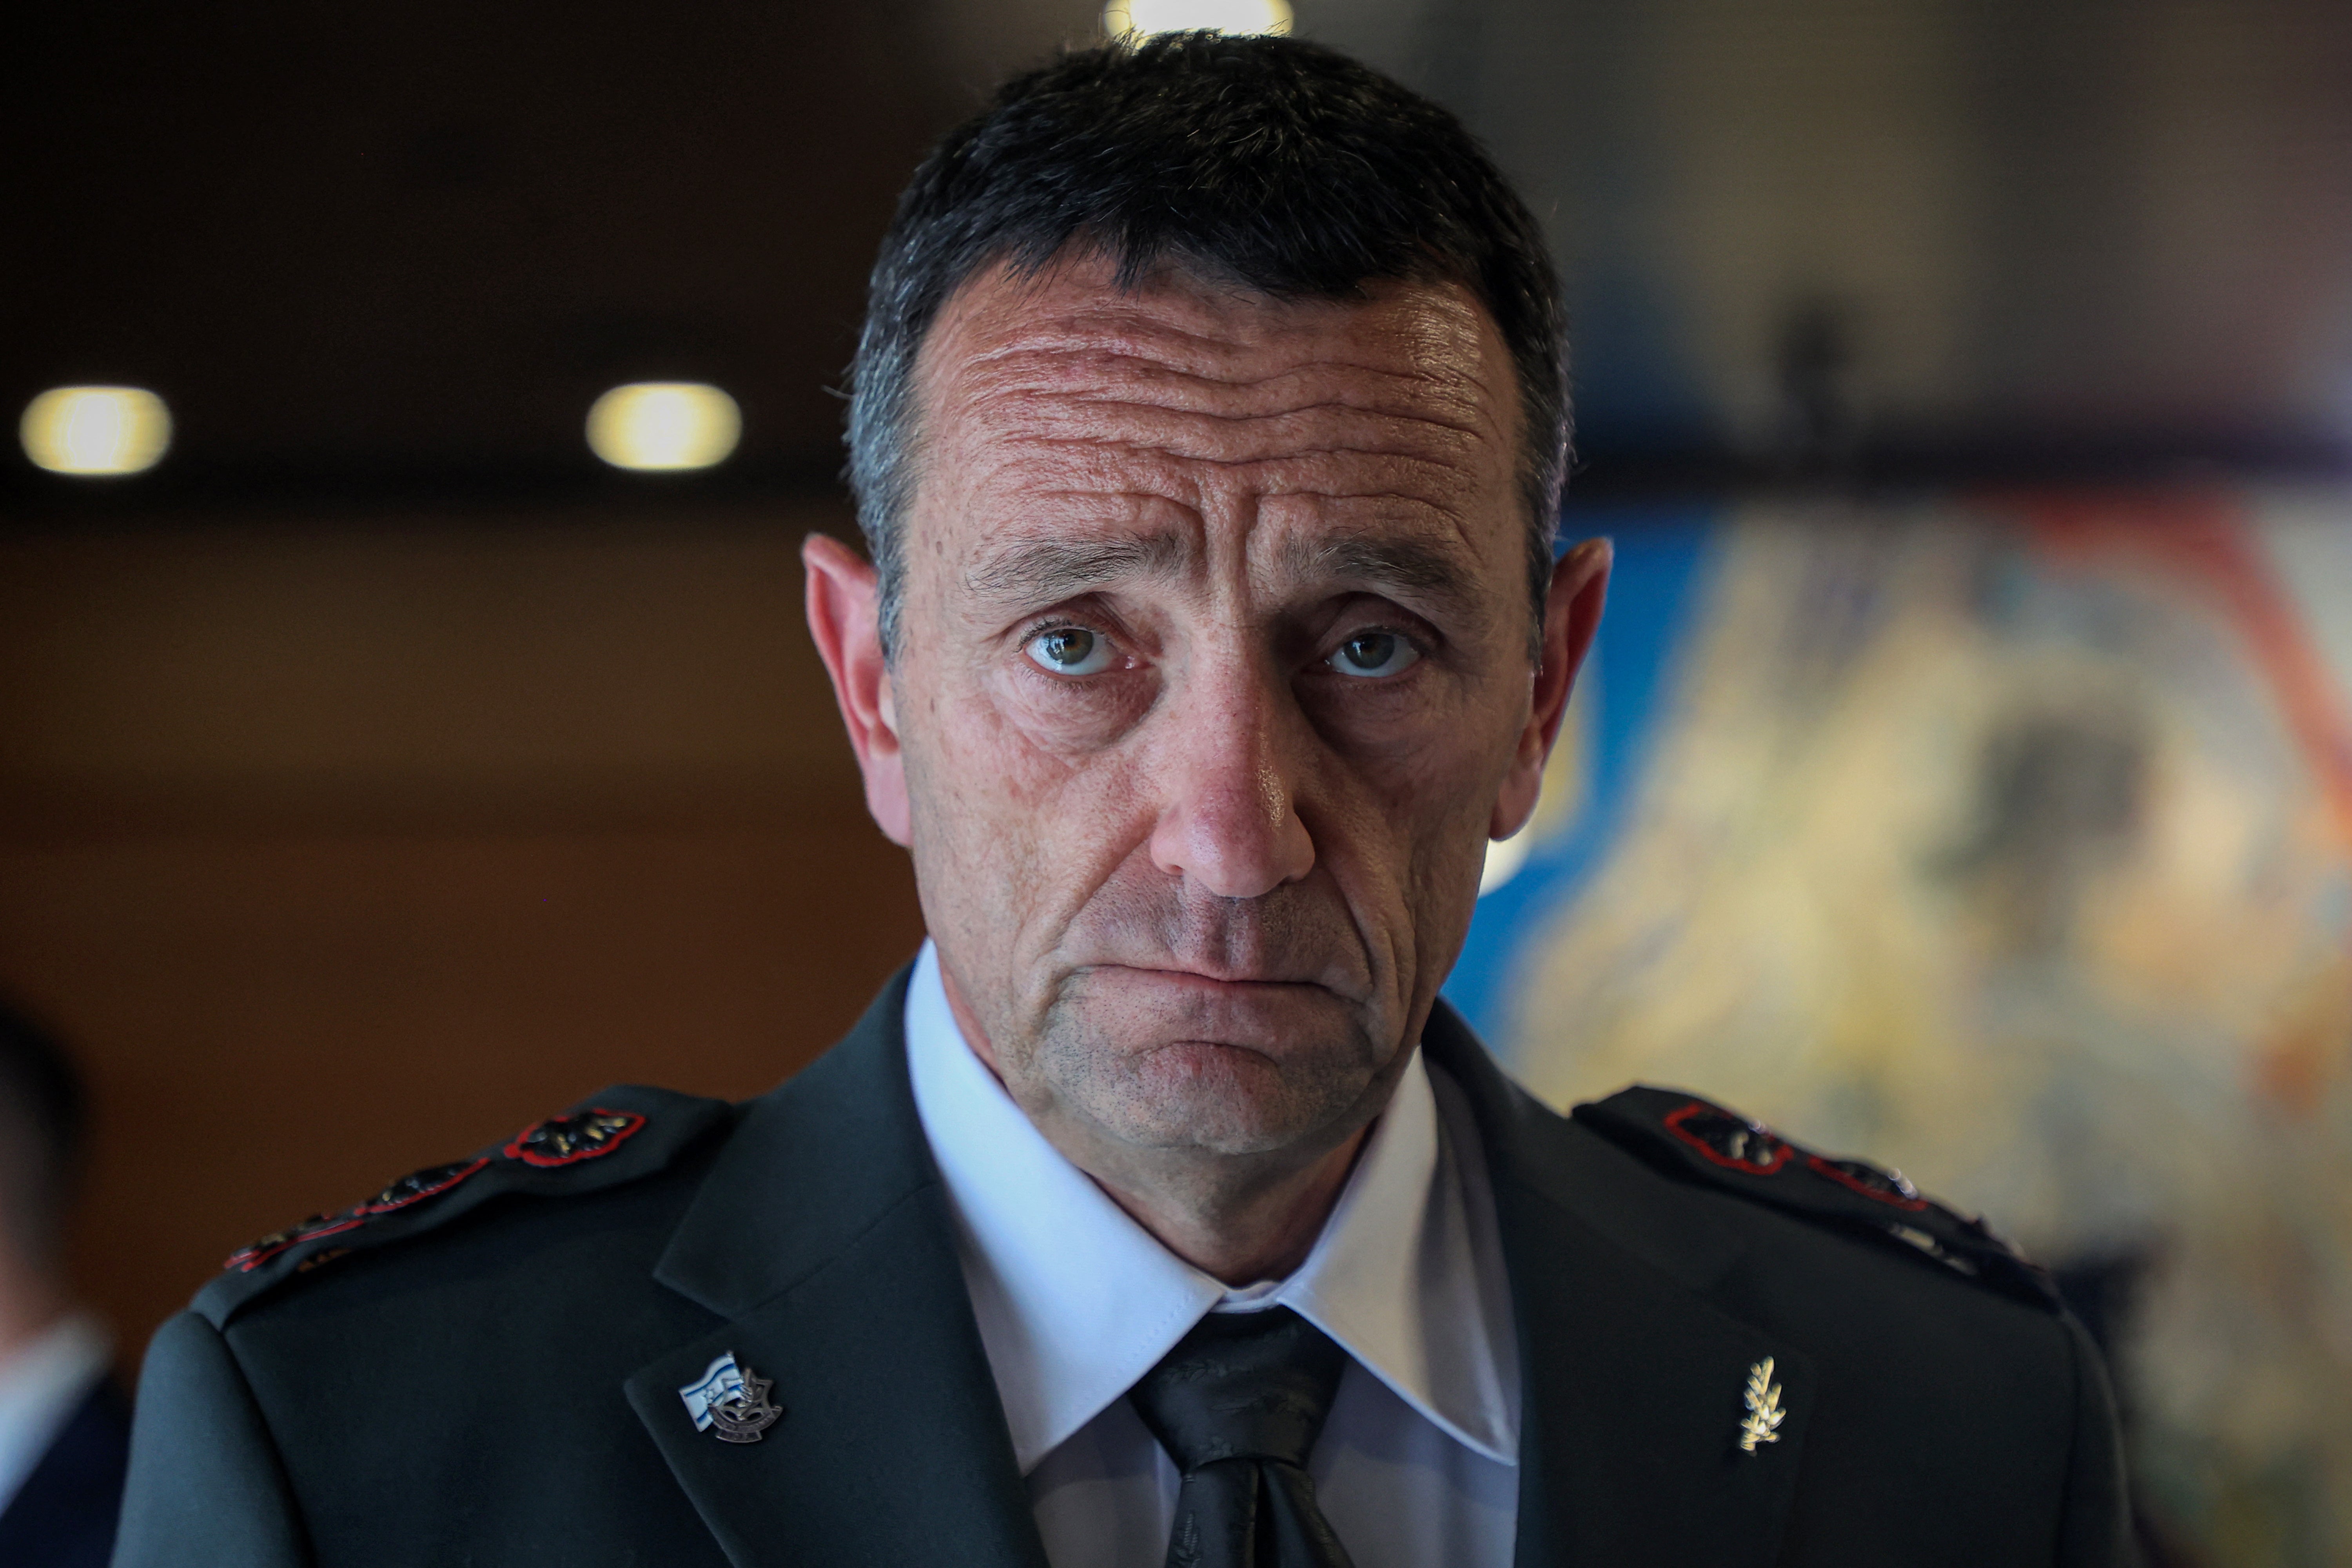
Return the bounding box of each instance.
[1737,1356,1786,1452]
[678,1351,783,1444]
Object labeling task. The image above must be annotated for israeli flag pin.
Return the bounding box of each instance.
[678,1351,782,1443]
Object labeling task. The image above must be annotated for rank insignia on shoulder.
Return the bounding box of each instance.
[221,1152,499,1274]
[361,1157,490,1214]
[1573,1085,2060,1310]
[214,1093,713,1278]
[198,1086,734,1330]
[223,1213,365,1274]
[1663,1100,1794,1174]
[220,1110,648,1273]
[504,1108,645,1167]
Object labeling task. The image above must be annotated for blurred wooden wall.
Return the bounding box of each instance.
[0,501,925,1360]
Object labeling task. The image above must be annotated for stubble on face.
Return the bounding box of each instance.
[891,251,1534,1207]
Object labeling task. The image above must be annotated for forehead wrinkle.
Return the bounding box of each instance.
[1044,392,1492,454]
[987,334,1475,392]
[1006,436,1483,491]
[982,257,1496,359]
[937,394,1484,494]
[955,285,1411,366]
[914,263,1527,634]
[978,474,1478,542]
[950,395,1494,484]
[956,421,1481,515]
[957,447,1482,557]
[942,281,1502,393]
[974,397,1486,457]
[960,346,1501,445]
[922,298,1519,530]
[920,256,1522,458]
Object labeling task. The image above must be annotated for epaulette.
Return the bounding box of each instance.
[1572,1085,2060,1311]
[195,1084,737,1328]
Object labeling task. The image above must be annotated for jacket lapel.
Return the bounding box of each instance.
[1425,1004,1811,1568]
[628,971,1804,1567]
[626,970,1049,1568]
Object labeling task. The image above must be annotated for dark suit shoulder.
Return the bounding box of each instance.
[1539,1094,2126,1567]
[1569,1083,2060,1311]
[196,1083,740,1329]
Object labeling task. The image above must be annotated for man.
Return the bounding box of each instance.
[0,997,129,1568]
[113,34,2131,1568]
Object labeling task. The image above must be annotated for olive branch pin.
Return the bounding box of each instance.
[1737,1357,1786,1452]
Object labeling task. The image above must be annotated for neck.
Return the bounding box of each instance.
[1070,1123,1371,1286]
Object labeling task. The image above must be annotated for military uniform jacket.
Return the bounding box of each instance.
[113,970,2133,1566]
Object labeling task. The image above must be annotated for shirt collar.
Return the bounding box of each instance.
[904,941,1517,1474]
[0,1312,109,1516]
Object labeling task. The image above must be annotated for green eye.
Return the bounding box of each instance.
[1327,630,1419,678]
[1026,626,1114,675]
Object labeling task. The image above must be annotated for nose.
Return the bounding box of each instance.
[1146,661,1316,900]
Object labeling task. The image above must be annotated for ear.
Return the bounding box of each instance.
[803,532,910,846]
[1491,536,1612,840]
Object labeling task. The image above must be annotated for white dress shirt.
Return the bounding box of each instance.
[0,1311,110,1518]
[904,942,1519,1568]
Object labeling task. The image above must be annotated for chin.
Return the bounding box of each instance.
[1044,1031,1367,1156]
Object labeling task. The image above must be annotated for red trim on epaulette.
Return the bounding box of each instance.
[1806,1153,1931,1211]
[222,1153,495,1275]
[359,1156,490,1214]
[224,1214,364,1274]
[1662,1099,1795,1174]
[503,1108,647,1167]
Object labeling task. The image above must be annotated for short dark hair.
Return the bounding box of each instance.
[845,32,1569,655]
[0,995,87,1265]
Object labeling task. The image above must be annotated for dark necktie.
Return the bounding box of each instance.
[1126,1307,1357,1568]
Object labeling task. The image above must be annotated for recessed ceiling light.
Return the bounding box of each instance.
[20,386,173,475]
[586,382,742,472]
[1104,0,1292,36]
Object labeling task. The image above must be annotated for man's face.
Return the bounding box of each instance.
[817,252,1599,1177]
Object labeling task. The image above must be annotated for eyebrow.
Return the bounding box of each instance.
[964,530,1193,608]
[1276,533,1486,626]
